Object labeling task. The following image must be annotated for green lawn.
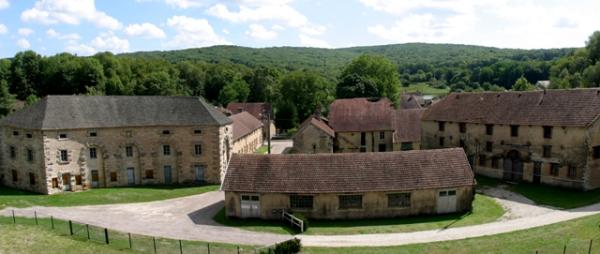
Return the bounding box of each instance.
[255,145,270,154]
[214,194,503,235]
[475,175,600,209]
[0,184,219,209]
[399,83,450,96]
[303,213,600,254]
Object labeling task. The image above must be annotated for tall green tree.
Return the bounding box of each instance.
[275,100,297,131]
[247,66,281,103]
[337,54,400,105]
[586,31,600,63]
[0,80,14,116]
[513,76,534,91]
[9,51,42,100]
[218,77,250,106]
[278,70,334,125]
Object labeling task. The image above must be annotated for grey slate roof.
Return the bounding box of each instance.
[0,95,232,130]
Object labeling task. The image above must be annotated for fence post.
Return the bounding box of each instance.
[68,220,73,235]
[238,245,241,254]
[86,224,90,240]
[128,233,132,249]
[153,237,157,254]
[589,239,593,254]
[104,228,109,244]
[50,216,54,229]
[34,211,38,225]
[207,243,211,254]
[179,240,183,254]
[563,244,567,254]
[11,210,15,224]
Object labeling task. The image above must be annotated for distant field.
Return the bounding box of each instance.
[0,185,218,209]
[214,194,503,235]
[399,83,450,96]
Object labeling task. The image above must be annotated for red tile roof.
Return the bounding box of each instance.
[400,94,423,109]
[226,102,271,120]
[222,148,475,194]
[229,111,264,141]
[296,115,335,137]
[423,89,600,127]
[394,109,426,143]
[328,98,395,132]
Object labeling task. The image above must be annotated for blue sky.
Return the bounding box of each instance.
[0,0,599,58]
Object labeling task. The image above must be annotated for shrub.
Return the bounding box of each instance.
[273,238,302,254]
[293,213,309,232]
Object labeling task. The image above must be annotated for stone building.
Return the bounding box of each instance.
[292,115,334,153]
[328,98,395,153]
[226,102,275,139]
[0,96,233,194]
[393,109,426,151]
[222,148,475,219]
[421,89,600,190]
[230,111,263,154]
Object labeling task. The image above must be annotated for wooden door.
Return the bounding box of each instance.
[127,167,135,185]
[240,194,260,218]
[533,161,541,184]
[62,173,71,191]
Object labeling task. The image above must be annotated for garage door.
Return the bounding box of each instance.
[240,194,261,218]
[437,190,457,214]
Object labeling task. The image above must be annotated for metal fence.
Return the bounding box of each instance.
[1,209,275,254]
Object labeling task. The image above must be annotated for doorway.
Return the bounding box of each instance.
[437,190,457,214]
[194,165,204,183]
[127,167,135,185]
[240,194,261,218]
[164,166,172,184]
[91,170,99,187]
[62,173,71,191]
[533,161,541,184]
[503,150,523,182]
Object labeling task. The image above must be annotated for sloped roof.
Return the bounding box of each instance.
[328,98,395,132]
[400,94,423,109]
[423,89,600,127]
[222,148,475,194]
[0,95,232,130]
[230,111,264,141]
[226,102,271,120]
[394,109,426,143]
[296,115,335,137]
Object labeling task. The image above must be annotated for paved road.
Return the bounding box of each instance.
[3,189,600,247]
[267,139,292,154]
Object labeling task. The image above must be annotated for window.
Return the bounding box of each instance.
[485,124,494,135]
[360,132,366,146]
[89,148,97,159]
[52,178,58,188]
[110,172,118,182]
[379,132,385,140]
[438,121,446,131]
[338,195,362,209]
[400,142,413,151]
[163,145,171,156]
[145,170,154,179]
[91,170,99,182]
[439,137,445,147]
[27,149,33,162]
[9,146,16,159]
[491,157,499,169]
[75,175,82,185]
[58,133,68,140]
[194,129,202,135]
[388,193,411,208]
[378,144,386,152]
[593,146,600,159]
[459,123,466,133]
[194,144,202,156]
[568,166,577,179]
[12,131,19,136]
[290,195,314,209]
[29,173,35,185]
[479,155,486,166]
[459,139,465,148]
[125,146,133,157]
[550,163,559,176]
[486,141,493,152]
[241,195,260,201]
[510,125,519,137]
[11,170,18,182]
[26,133,32,138]
[89,131,97,137]
[543,126,552,139]
[543,145,552,158]
[60,150,68,162]
[162,130,171,135]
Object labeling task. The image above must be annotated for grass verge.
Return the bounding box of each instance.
[399,83,450,96]
[255,145,270,154]
[214,194,503,235]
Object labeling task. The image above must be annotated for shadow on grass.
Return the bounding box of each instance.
[212,208,297,234]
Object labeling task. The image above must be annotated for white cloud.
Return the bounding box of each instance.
[65,32,129,56]
[207,1,326,35]
[18,28,34,37]
[125,23,166,39]
[65,43,96,55]
[0,0,9,9]
[246,24,277,40]
[21,0,122,30]
[17,38,31,49]
[299,34,331,48]
[165,16,229,49]
[0,24,7,35]
[164,0,204,8]
[46,28,81,41]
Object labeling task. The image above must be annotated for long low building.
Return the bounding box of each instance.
[230,111,264,154]
[222,148,475,220]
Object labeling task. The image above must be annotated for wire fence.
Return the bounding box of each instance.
[1,209,276,254]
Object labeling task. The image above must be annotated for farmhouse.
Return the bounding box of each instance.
[421,89,600,190]
[292,115,334,153]
[222,148,475,220]
[0,96,233,194]
[226,102,275,139]
[393,109,426,151]
[230,111,264,154]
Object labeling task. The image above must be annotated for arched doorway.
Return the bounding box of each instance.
[503,150,523,182]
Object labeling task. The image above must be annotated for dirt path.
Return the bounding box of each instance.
[2,189,599,247]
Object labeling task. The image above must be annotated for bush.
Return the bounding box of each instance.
[274,238,302,254]
[292,213,309,232]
